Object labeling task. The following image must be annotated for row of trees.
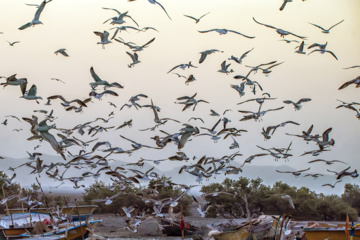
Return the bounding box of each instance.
[200,177,359,221]
[1,171,359,221]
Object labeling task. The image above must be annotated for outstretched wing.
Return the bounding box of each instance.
[227,30,255,39]
[253,17,277,29]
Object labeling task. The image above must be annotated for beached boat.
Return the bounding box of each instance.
[0,212,100,240]
[304,222,360,240]
[8,205,98,221]
[210,216,275,240]
[210,215,307,240]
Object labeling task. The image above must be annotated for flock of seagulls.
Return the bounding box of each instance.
[0,0,359,233]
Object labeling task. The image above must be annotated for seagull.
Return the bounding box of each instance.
[322,180,342,188]
[1,74,28,95]
[184,12,210,23]
[261,121,299,139]
[335,168,358,180]
[120,135,161,150]
[54,48,69,57]
[126,52,140,68]
[115,37,155,52]
[303,173,323,179]
[309,19,344,34]
[317,127,335,150]
[218,61,233,74]
[110,26,140,40]
[199,49,223,64]
[20,84,43,103]
[308,44,338,60]
[175,92,209,111]
[47,95,87,107]
[19,0,52,30]
[343,65,360,70]
[276,167,310,177]
[338,76,360,90]
[241,153,268,167]
[37,119,66,160]
[94,31,112,49]
[336,99,360,119]
[93,192,121,205]
[138,26,158,32]
[271,194,295,209]
[5,115,22,122]
[1,119,7,126]
[89,66,119,90]
[7,41,20,46]
[231,82,246,97]
[253,17,307,39]
[50,78,65,84]
[191,195,212,218]
[308,159,348,165]
[295,41,306,54]
[228,48,254,64]
[198,28,255,39]
[167,62,198,74]
[147,0,171,20]
[283,98,312,110]
[102,8,139,26]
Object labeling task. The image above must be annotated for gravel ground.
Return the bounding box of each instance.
[90,213,249,239]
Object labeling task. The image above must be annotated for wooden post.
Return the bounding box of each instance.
[75,199,85,240]
[181,205,184,240]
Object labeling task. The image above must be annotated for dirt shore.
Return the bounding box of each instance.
[89,213,248,239]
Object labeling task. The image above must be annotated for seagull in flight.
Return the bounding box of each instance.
[92,192,120,205]
[54,48,69,57]
[309,19,344,34]
[20,84,43,104]
[184,12,210,23]
[338,76,360,90]
[295,41,306,54]
[198,28,255,39]
[94,31,112,49]
[228,48,254,64]
[199,49,223,64]
[192,195,212,218]
[343,65,360,70]
[307,42,338,60]
[7,41,20,46]
[19,0,52,30]
[167,62,198,74]
[283,98,312,111]
[126,52,140,68]
[102,8,139,26]
[253,17,307,39]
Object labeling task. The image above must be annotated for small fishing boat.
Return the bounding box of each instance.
[304,222,360,240]
[8,205,98,221]
[210,215,306,240]
[0,212,100,240]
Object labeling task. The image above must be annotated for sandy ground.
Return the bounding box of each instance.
[89,213,249,239]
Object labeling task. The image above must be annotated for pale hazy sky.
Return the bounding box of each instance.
[0,0,359,194]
